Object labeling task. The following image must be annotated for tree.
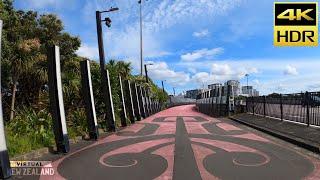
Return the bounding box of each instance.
[0,3,81,120]
[2,9,41,120]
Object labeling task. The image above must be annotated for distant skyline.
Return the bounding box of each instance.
[14,0,320,95]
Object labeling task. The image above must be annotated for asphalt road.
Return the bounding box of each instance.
[33,105,320,180]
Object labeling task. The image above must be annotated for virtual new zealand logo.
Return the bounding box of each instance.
[274,2,318,46]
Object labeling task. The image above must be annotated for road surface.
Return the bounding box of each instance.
[38,105,320,180]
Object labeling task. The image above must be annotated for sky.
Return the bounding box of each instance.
[13,0,320,95]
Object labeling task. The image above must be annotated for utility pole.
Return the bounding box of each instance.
[139,0,144,76]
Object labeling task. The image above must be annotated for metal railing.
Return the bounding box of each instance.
[196,86,231,117]
[247,92,320,127]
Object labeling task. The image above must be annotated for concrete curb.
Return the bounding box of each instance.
[229,117,320,154]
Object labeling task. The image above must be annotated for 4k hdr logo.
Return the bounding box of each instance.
[274,2,318,47]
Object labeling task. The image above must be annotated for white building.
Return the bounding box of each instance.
[241,86,259,97]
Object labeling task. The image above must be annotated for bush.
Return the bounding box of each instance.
[6,107,55,157]
[66,108,88,139]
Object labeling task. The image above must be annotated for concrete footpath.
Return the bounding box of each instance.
[230,113,320,153]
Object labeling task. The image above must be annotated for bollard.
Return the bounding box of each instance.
[156,100,159,113]
[263,96,266,117]
[132,83,141,121]
[147,89,154,115]
[142,88,149,117]
[124,80,136,124]
[245,97,248,113]
[226,85,231,117]
[145,88,150,116]
[105,70,116,131]
[252,96,255,116]
[80,60,99,140]
[280,94,283,121]
[118,75,127,127]
[47,46,70,153]
[0,19,12,179]
[146,89,152,115]
[138,86,146,118]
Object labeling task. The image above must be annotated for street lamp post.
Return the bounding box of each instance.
[144,63,153,83]
[161,80,165,93]
[245,74,249,87]
[95,7,119,131]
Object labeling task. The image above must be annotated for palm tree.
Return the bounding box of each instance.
[9,38,41,120]
[116,61,131,79]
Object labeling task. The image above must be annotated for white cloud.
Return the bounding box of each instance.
[188,67,197,74]
[211,64,232,76]
[193,29,209,38]
[80,0,243,73]
[181,48,224,62]
[76,44,99,60]
[185,62,260,88]
[147,61,190,87]
[252,79,260,85]
[284,65,298,75]
[145,0,243,32]
[210,63,257,81]
[192,72,211,83]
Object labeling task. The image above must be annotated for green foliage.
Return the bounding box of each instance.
[0,0,168,157]
[66,108,88,138]
[6,107,55,156]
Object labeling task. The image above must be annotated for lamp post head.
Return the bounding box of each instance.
[109,7,119,12]
[104,17,112,28]
[100,7,119,14]
[138,0,148,4]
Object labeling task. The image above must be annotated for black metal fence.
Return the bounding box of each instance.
[196,86,231,117]
[247,92,320,126]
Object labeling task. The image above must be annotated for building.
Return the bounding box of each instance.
[185,89,202,99]
[208,83,222,90]
[241,86,259,97]
[188,80,259,99]
[225,80,241,96]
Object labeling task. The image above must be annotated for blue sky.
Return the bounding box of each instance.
[14,0,320,95]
